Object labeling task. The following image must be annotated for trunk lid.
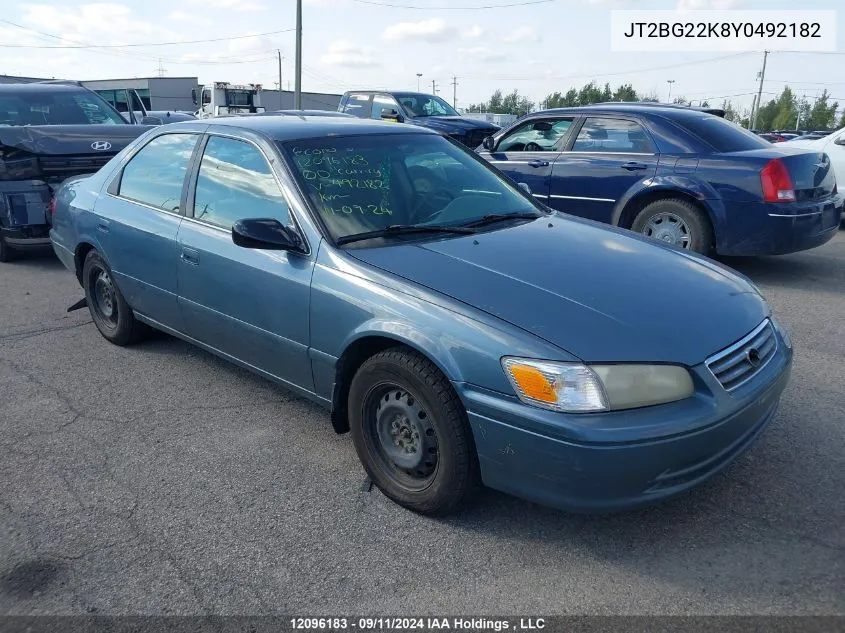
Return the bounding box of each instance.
[727,147,837,201]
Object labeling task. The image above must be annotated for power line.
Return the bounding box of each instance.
[0,19,294,49]
[349,0,552,8]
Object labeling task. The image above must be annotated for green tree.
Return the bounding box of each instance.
[804,90,839,130]
[722,100,740,123]
[770,86,798,130]
[500,89,534,116]
[487,89,504,113]
[612,84,638,102]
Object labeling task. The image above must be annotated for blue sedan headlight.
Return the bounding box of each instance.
[502,357,695,413]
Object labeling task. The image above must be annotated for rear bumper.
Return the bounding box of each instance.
[456,326,792,513]
[717,194,843,256]
[0,226,52,249]
[0,180,52,248]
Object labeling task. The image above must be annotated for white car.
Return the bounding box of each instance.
[788,128,845,226]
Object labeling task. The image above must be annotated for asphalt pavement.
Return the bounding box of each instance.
[1,233,843,616]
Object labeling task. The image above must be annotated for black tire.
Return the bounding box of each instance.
[82,250,145,346]
[0,234,14,263]
[348,347,480,515]
[631,198,713,255]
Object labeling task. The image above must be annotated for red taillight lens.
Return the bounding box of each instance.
[48,198,56,215]
[760,159,796,203]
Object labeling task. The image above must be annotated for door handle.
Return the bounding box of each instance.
[180,247,200,265]
[528,159,550,168]
[621,162,648,171]
[96,220,110,233]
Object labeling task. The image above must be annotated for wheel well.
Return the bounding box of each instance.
[330,336,420,435]
[73,242,95,286]
[618,190,712,232]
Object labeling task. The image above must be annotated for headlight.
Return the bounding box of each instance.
[501,357,694,413]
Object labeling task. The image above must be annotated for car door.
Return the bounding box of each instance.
[99,131,201,330]
[176,132,315,391]
[339,93,374,119]
[480,117,575,202]
[371,93,403,122]
[819,130,845,189]
[549,116,659,224]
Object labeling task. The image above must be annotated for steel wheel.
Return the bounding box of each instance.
[641,212,691,249]
[363,383,439,491]
[90,267,119,328]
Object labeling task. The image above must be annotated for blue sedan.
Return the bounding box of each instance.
[478,104,843,256]
[50,116,793,515]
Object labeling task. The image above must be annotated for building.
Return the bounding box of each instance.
[1,74,343,113]
[81,77,198,111]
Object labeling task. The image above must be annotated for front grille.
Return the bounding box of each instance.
[39,154,116,181]
[454,130,491,149]
[706,319,777,391]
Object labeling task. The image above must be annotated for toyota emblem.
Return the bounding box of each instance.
[746,347,762,368]
[91,141,112,151]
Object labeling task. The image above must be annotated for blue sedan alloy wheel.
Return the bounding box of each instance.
[348,347,480,515]
[631,198,714,254]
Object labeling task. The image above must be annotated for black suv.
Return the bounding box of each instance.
[0,82,149,262]
[338,91,499,149]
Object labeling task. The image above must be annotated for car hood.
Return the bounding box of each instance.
[0,124,150,155]
[409,116,498,135]
[348,216,768,365]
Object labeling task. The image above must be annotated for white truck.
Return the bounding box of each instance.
[193,82,265,119]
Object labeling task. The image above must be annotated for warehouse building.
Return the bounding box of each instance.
[0,74,342,113]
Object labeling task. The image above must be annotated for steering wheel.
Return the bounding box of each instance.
[524,142,544,151]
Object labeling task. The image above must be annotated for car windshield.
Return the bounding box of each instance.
[0,90,126,126]
[280,133,542,245]
[393,93,459,118]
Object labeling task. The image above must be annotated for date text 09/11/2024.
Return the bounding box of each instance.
[289,617,547,631]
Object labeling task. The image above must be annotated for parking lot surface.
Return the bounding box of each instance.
[1,233,843,616]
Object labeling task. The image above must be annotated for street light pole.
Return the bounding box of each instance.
[416,73,422,91]
[666,79,675,103]
[277,50,283,109]
[294,0,302,110]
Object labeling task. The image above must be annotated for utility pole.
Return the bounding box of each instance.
[451,76,458,109]
[666,79,675,103]
[416,73,422,91]
[750,50,768,131]
[431,79,437,95]
[294,0,302,110]
[277,50,284,109]
[156,58,167,78]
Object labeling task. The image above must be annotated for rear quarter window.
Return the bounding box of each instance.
[673,115,770,153]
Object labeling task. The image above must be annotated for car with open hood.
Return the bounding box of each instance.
[338,90,499,150]
[0,82,151,262]
[50,115,793,515]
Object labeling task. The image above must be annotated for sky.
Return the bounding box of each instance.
[1,0,843,114]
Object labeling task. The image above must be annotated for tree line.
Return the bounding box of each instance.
[465,81,845,131]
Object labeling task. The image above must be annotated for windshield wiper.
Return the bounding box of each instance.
[458,212,541,229]
[336,223,476,246]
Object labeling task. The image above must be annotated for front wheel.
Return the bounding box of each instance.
[0,234,14,263]
[631,198,713,255]
[82,250,145,346]
[348,347,480,515]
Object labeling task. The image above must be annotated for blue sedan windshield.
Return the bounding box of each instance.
[280,133,541,242]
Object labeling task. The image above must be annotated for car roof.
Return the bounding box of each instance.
[532,103,723,122]
[180,114,438,141]
[0,82,87,93]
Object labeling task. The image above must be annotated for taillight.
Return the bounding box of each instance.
[760,159,796,203]
[48,197,56,215]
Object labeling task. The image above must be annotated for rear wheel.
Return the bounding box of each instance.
[82,250,145,346]
[631,198,713,255]
[348,347,480,515]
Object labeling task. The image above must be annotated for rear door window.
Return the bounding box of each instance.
[571,118,655,153]
[118,133,199,212]
[342,93,372,118]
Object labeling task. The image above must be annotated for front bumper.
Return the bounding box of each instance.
[456,326,793,513]
[717,193,843,256]
[0,180,52,249]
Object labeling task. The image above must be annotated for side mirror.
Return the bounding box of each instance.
[380,108,404,122]
[834,136,845,146]
[141,116,163,126]
[482,135,495,151]
[232,218,305,252]
[517,182,532,196]
[191,88,198,105]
